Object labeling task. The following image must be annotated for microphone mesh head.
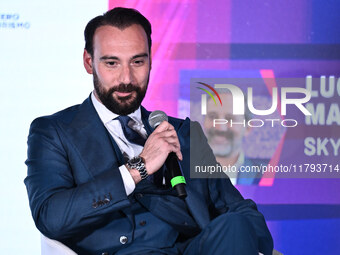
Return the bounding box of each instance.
[148,110,168,129]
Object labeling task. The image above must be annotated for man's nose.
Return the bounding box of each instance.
[119,65,133,84]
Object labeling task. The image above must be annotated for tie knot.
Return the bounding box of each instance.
[117,115,132,127]
[116,115,146,147]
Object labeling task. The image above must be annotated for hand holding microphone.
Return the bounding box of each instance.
[139,111,187,198]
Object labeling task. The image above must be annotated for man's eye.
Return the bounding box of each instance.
[106,61,117,66]
[133,59,144,66]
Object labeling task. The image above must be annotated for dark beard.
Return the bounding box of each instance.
[207,129,235,157]
[93,70,148,116]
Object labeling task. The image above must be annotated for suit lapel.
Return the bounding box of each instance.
[140,106,152,135]
[61,96,125,179]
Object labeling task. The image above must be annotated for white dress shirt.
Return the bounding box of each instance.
[91,92,147,195]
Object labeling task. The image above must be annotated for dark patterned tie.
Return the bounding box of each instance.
[117,116,146,147]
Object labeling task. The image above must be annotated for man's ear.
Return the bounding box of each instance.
[83,49,93,74]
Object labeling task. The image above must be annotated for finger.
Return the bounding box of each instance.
[158,129,178,138]
[163,135,181,149]
[161,131,181,148]
[153,121,174,133]
[162,136,180,144]
[174,148,183,161]
[165,141,183,161]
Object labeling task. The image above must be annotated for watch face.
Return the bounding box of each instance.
[130,157,142,165]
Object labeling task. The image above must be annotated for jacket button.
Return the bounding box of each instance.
[103,197,110,204]
[119,236,128,244]
[102,253,108,255]
[135,193,143,199]
[139,220,146,226]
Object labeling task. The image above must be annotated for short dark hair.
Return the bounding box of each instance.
[84,7,152,57]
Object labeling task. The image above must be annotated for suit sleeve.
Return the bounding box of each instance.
[24,117,131,240]
[190,121,274,254]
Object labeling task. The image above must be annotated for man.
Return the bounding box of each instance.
[25,7,273,255]
[203,92,270,185]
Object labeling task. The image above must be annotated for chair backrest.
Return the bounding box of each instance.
[41,234,77,255]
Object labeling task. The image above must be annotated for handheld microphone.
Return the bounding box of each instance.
[148,110,187,199]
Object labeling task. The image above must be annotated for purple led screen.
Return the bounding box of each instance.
[109,1,340,254]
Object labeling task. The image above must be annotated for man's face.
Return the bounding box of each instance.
[84,24,151,115]
[203,93,248,157]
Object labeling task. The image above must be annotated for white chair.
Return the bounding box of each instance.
[41,234,77,255]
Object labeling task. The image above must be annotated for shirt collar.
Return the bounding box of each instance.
[91,91,142,125]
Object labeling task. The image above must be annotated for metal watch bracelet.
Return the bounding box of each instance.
[127,156,148,180]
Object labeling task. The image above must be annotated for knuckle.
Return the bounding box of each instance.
[155,133,162,140]
[161,139,168,148]
[162,121,169,127]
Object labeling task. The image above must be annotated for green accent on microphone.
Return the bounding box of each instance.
[171,176,186,187]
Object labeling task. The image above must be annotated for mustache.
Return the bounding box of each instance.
[108,83,140,94]
[207,129,234,139]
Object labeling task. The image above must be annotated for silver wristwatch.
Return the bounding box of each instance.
[127,156,148,180]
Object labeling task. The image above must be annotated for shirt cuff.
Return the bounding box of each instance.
[119,165,136,196]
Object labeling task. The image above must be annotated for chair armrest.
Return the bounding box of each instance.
[41,234,77,255]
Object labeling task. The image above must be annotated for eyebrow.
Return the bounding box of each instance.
[100,53,149,61]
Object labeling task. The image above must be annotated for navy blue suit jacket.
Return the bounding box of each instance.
[237,157,270,185]
[25,96,273,254]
